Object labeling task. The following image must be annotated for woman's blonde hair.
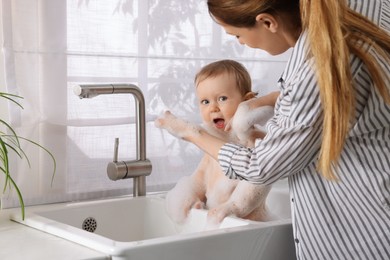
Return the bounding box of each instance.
[208,0,390,180]
[195,59,253,97]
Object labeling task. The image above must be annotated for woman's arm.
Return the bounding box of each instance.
[248,91,280,109]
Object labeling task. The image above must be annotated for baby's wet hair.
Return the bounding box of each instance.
[195,59,252,96]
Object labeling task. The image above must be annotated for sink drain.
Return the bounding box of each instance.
[82,217,97,233]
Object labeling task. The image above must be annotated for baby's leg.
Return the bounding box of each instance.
[165,176,205,224]
[206,181,272,225]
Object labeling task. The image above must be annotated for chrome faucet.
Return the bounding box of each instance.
[74,84,152,196]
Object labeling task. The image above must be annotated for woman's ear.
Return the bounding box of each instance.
[244,92,257,101]
[255,13,278,33]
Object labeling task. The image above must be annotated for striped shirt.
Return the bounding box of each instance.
[218,0,390,259]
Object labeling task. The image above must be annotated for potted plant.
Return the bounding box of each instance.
[1,91,55,219]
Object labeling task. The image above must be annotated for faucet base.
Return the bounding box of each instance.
[107,160,152,181]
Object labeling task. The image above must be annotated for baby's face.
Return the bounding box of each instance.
[196,73,245,132]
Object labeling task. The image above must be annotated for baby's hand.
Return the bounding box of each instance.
[155,110,200,140]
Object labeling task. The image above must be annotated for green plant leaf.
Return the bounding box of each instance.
[15,136,57,185]
[0,136,10,191]
[1,91,56,220]
[0,118,21,147]
[0,92,23,109]
[0,169,25,219]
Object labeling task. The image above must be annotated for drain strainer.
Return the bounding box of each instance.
[82,217,97,233]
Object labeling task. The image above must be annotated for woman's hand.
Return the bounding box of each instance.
[226,101,274,143]
[225,91,278,144]
[154,110,200,140]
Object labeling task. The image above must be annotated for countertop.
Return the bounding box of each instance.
[0,207,109,260]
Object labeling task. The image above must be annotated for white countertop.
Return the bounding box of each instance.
[0,207,109,260]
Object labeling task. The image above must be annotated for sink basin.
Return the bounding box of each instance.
[11,181,295,260]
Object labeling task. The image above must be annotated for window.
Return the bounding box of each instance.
[1,0,289,207]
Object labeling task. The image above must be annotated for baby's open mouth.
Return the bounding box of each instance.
[213,118,225,129]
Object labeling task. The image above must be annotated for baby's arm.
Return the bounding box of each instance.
[165,156,208,224]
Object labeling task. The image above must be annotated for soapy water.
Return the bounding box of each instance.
[166,177,279,233]
[165,176,206,224]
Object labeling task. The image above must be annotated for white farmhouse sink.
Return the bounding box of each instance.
[11,181,295,260]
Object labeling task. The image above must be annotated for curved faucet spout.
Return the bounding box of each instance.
[74,84,152,196]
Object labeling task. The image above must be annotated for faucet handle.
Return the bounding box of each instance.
[107,136,152,187]
[113,137,119,162]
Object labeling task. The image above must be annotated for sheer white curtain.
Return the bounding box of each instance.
[1,0,289,208]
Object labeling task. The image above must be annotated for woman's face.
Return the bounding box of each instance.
[216,16,294,55]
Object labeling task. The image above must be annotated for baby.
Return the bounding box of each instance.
[159,60,276,226]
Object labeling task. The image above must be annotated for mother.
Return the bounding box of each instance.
[156,0,390,259]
